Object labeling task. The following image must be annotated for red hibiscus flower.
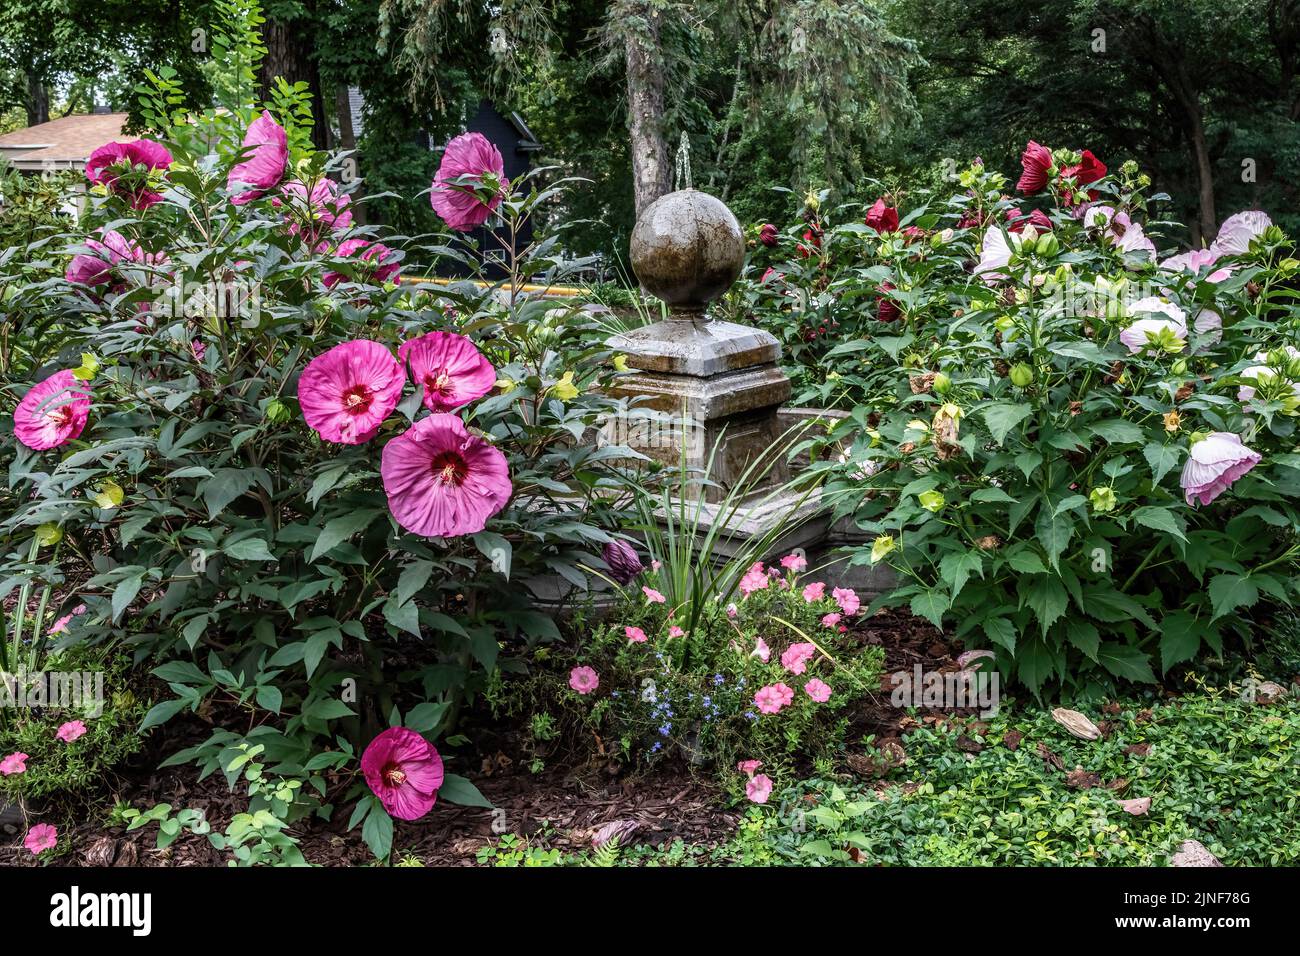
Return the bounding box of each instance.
[865,198,900,233]
[1016,141,1053,194]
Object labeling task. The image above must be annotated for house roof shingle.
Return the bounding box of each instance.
[0,113,129,171]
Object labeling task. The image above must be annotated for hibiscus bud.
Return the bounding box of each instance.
[1035,232,1059,256]
[932,371,951,393]
[994,316,1014,333]
[1171,358,1188,376]
[265,398,290,423]
[1009,363,1034,387]
[759,223,778,247]
[35,523,62,547]
[918,490,946,513]
[1089,486,1117,513]
[601,539,645,584]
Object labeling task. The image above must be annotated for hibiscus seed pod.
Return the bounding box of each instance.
[602,539,644,584]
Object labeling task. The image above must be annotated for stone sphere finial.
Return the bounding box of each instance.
[629,189,745,313]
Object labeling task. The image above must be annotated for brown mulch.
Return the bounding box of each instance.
[1,607,972,867]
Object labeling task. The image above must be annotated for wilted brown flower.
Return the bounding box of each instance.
[910,372,936,394]
[975,535,1002,550]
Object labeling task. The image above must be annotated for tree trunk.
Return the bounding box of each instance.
[624,5,672,215]
[259,13,331,152]
[1174,75,1217,245]
[25,74,48,128]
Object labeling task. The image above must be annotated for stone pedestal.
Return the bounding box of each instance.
[605,189,791,499]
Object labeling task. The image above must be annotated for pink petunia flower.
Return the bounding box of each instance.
[832,587,860,616]
[56,720,87,743]
[1016,141,1053,194]
[569,666,599,694]
[323,239,402,288]
[398,331,496,413]
[381,413,512,538]
[0,752,28,775]
[668,625,685,638]
[227,111,288,205]
[753,682,794,715]
[13,370,91,450]
[804,678,832,703]
[86,138,173,208]
[750,636,771,662]
[802,581,826,603]
[642,586,666,604]
[725,603,738,619]
[746,774,773,804]
[297,339,405,444]
[24,823,57,855]
[738,561,769,596]
[737,759,762,777]
[821,612,842,628]
[430,132,508,231]
[360,727,445,821]
[780,552,807,572]
[780,642,817,675]
[48,604,87,636]
[1181,432,1261,506]
[625,625,648,644]
[278,178,352,244]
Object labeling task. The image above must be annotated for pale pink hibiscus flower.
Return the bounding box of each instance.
[398,331,496,413]
[1118,298,1187,355]
[1181,432,1261,506]
[569,666,599,694]
[430,132,508,231]
[746,774,774,804]
[1210,210,1272,258]
[24,823,57,855]
[380,414,512,538]
[298,340,405,445]
[14,370,91,450]
[360,727,445,821]
[227,110,288,205]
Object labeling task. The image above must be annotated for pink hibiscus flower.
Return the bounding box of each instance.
[569,666,599,694]
[780,552,807,572]
[360,727,445,821]
[0,752,28,775]
[381,413,511,537]
[746,774,774,804]
[56,720,87,743]
[323,239,403,288]
[625,625,648,644]
[832,587,860,616]
[297,340,405,445]
[642,586,666,604]
[227,110,288,205]
[85,138,173,208]
[278,178,353,243]
[804,678,832,703]
[13,370,91,450]
[1210,210,1272,258]
[780,642,816,676]
[1181,432,1261,506]
[24,823,57,855]
[753,682,794,715]
[65,228,150,290]
[802,581,826,602]
[398,331,496,413]
[430,132,508,231]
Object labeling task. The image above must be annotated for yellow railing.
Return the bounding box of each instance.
[405,276,587,298]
